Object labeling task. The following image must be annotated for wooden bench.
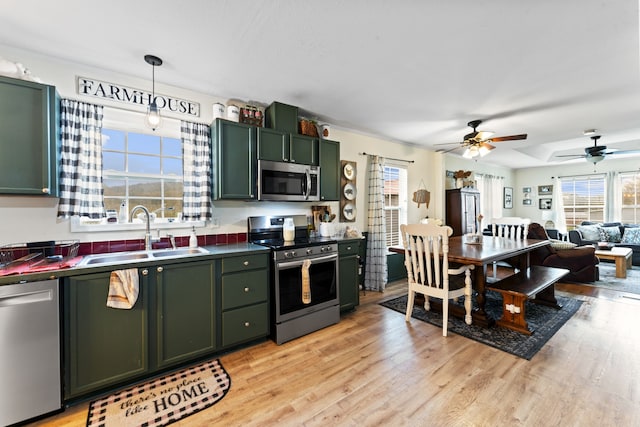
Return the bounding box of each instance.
[487,265,569,334]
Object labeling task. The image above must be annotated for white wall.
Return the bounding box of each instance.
[0,45,441,245]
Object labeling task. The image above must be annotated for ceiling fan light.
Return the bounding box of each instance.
[589,155,604,164]
[478,145,491,157]
[462,147,474,158]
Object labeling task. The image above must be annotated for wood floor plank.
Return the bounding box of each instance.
[27,280,640,427]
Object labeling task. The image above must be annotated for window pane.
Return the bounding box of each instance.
[129,178,161,197]
[103,178,126,197]
[164,138,182,157]
[561,175,605,227]
[165,181,184,198]
[129,133,160,154]
[102,129,125,151]
[103,152,125,172]
[163,157,182,176]
[129,154,160,174]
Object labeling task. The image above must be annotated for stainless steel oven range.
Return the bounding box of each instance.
[248,215,339,344]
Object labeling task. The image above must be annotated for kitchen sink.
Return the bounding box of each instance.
[77,247,209,267]
[151,247,209,257]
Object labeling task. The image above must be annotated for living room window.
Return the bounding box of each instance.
[560,174,605,228]
[620,171,640,223]
[384,165,407,247]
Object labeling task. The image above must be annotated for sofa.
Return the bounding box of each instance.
[568,221,640,266]
[527,222,600,283]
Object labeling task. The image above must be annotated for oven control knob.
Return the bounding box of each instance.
[306,248,313,255]
[284,251,292,258]
[291,251,297,257]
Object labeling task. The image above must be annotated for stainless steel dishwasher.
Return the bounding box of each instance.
[0,279,61,425]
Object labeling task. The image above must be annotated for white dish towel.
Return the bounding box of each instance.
[107,268,139,309]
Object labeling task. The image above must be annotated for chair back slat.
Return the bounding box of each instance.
[490,217,531,240]
[401,223,452,291]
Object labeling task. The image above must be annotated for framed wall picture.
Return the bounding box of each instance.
[523,198,532,206]
[539,198,552,210]
[504,187,513,209]
[538,185,553,195]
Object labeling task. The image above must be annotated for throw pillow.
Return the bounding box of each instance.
[577,224,601,241]
[620,227,640,245]
[599,226,622,243]
[550,239,577,250]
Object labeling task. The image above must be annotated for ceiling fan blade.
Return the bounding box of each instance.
[608,149,640,155]
[555,154,586,158]
[479,142,496,151]
[434,141,464,146]
[489,134,528,142]
[436,146,463,154]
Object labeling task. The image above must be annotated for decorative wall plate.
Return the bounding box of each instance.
[343,183,356,200]
[343,163,355,180]
[342,203,356,221]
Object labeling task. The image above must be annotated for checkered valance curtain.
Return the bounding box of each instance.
[181,121,212,220]
[364,154,388,292]
[57,99,105,218]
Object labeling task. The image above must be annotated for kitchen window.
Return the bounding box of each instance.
[102,128,183,219]
[383,165,408,247]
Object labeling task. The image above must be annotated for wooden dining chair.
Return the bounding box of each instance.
[400,223,474,336]
[488,217,532,281]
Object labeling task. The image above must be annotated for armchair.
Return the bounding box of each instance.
[527,222,599,283]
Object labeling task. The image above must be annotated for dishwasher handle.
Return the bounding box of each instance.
[0,289,54,308]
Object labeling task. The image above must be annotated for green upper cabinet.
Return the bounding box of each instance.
[258,128,319,165]
[153,260,216,369]
[257,127,290,162]
[289,134,319,165]
[319,139,340,201]
[0,76,60,196]
[211,118,257,200]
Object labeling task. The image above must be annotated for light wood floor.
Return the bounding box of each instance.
[29,280,640,427]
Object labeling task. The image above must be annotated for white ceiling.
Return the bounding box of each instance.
[1,0,640,169]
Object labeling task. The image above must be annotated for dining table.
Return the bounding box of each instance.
[390,234,552,327]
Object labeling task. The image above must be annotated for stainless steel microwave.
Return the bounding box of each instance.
[258,160,320,201]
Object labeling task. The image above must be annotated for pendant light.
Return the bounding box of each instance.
[144,54,163,131]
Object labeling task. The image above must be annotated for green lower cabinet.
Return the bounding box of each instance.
[64,272,149,400]
[339,240,360,312]
[153,260,216,369]
[220,253,270,348]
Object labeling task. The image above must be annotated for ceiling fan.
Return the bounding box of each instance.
[436,120,527,159]
[556,135,640,164]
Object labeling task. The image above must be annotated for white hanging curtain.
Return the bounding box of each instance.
[606,171,621,223]
[57,99,105,218]
[181,121,212,220]
[365,155,388,292]
[553,177,567,234]
[475,173,504,231]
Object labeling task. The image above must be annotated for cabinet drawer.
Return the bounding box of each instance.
[222,303,268,347]
[221,270,268,310]
[222,253,268,273]
[338,241,359,256]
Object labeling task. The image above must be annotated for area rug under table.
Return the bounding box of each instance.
[380,291,582,360]
[586,263,640,295]
[86,359,231,427]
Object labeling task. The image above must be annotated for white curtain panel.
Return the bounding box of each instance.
[181,121,212,220]
[476,174,504,231]
[57,99,105,218]
[606,171,621,223]
[365,155,388,292]
[553,176,568,233]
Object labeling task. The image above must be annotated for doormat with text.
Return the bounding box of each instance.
[86,359,231,427]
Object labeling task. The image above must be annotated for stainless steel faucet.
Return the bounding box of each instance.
[130,205,154,250]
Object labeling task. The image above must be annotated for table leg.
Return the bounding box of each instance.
[470,265,494,327]
[615,256,627,279]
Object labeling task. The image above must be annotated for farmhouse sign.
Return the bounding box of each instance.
[76,76,200,117]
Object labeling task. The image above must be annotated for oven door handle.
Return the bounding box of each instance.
[277,253,338,269]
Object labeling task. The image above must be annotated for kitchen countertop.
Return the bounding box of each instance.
[0,243,270,286]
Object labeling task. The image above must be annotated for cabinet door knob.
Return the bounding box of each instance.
[142,269,149,276]
[41,188,50,194]
[244,287,250,292]
[157,266,164,272]
[244,322,250,327]
[347,246,351,250]
[243,261,249,266]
